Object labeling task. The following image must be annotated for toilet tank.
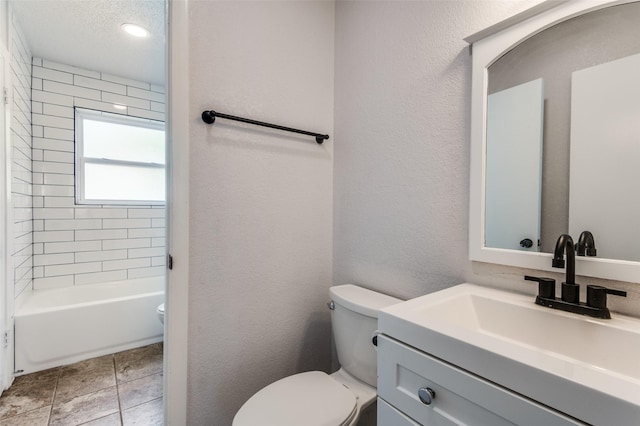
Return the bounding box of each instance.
[329,284,401,387]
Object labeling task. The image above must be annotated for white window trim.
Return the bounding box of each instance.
[75,107,166,206]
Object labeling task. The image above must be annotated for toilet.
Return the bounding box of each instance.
[157,303,165,325]
[232,284,401,426]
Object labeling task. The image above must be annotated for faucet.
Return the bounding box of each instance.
[576,231,597,256]
[524,232,626,319]
[552,234,577,302]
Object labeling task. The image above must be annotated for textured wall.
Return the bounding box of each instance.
[30,58,166,290]
[333,0,640,319]
[186,2,334,424]
[333,0,542,300]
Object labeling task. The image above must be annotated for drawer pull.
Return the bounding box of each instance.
[418,387,436,405]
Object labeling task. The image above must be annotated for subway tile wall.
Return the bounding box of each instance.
[31,58,166,290]
[10,16,33,301]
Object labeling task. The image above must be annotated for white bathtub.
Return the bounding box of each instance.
[15,276,164,375]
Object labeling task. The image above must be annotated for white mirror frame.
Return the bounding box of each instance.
[468,0,640,283]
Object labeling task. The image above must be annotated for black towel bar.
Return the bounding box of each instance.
[201,110,329,144]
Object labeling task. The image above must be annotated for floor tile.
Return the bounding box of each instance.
[55,362,116,404]
[60,354,114,376]
[0,368,59,418]
[80,412,122,425]
[115,343,163,384]
[50,386,119,426]
[0,405,50,426]
[122,398,163,426]
[118,372,163,410]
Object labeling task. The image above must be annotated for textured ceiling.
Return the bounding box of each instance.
[10,0,165,86]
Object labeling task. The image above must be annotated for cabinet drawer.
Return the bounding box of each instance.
[378,397,421,426]
[378,335,585,426]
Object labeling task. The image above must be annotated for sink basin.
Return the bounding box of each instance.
[379,283,640,426]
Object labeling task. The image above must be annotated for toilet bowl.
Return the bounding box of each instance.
[156,303,165,325]
[232,284,401,426]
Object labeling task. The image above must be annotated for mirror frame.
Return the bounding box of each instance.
[467,0,640,283]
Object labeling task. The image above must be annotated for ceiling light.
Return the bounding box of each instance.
[121,23,150,38]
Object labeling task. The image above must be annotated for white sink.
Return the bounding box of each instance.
[379,283,640,426]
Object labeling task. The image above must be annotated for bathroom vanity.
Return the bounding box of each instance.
[376,284,640,426]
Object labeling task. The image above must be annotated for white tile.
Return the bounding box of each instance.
[152,237,166,247]
[32,57,43,66]
[151,256,166,267]
[44,196,75,208]
[32,149,43,161]
[33,230,74,243]
[33,184,74,197]
[151,218,165,228]
[44,240,101,254]
[33,137,75,152]
[33,208,75,220]
[128,228,165,238]
[45,219,102,231]
[45,262,102,277]
[74,98,129,115]
[43,80,101,100]
[42,59,101,79]
[128,208,165,218]
[32,100,43,113]
[75,229,127,241]
[75,208,127,219]
[32,89,74,106]
[34,275,75,290]
[44,173,74,186]
[102,238,150,250]
[101,92,150,110]
[43,127,74,141]
[43,150,75,163]
[127,266,165,279]
[127,107,165,122]
[103,218,151,229]
[32,197,42,209]
[74,75,126,95]
[33,220,44,231]
[34,253,75,266]
[32,65,74,84]
[33,161,74,174]
[42,103,74,118]
[32,113,74,129]
[103,258,150,272]
[33,243,44,255]
[150,84,165,94]
[33,266,44,278]
[127,86,165,103]
[75,249,127,263]
[101,73,150,90]
[32,125,44,137]
[75,270,128,286]
[128,247,165,259]
[150,102,165,113]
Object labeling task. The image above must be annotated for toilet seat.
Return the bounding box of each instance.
[232,371,357,426]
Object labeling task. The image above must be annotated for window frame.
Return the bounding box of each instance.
[74,107,166,206]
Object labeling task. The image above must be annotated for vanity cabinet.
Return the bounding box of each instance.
[377,335,586,426]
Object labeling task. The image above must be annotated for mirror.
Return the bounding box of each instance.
[468,0,640,283]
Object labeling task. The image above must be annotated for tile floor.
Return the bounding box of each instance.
[0,342,163,426]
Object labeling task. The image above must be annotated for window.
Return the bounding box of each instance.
[75,108,166,205]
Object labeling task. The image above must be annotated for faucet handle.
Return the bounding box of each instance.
[586,285,627,309]
[524,275,556,299]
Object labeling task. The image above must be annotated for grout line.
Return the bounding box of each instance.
[47,367,62,426]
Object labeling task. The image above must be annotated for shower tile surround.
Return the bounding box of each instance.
[29,58,166,293]
[0,343,163,425]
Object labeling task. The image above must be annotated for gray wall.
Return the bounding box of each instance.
[186,2,335,424]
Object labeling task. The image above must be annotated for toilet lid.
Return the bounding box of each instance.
[233,371,357,426]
